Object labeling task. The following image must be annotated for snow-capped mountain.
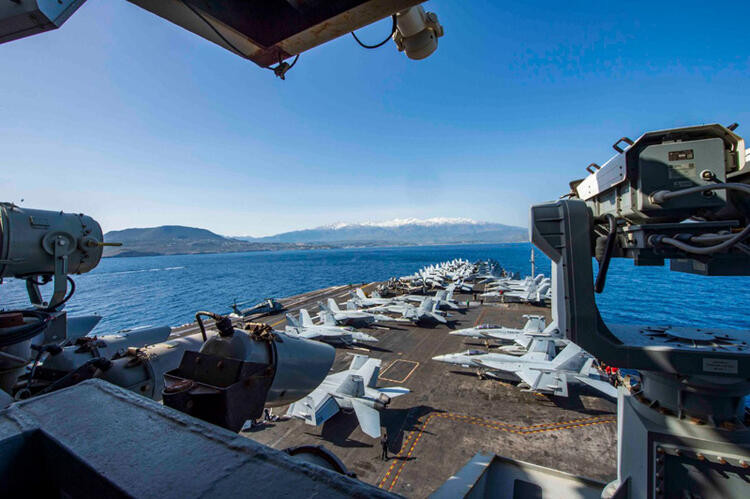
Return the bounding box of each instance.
[321,217,482,229]
[238,218,526,245]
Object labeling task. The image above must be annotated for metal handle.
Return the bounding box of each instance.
[612,137,634,153]
[585,163,601,174]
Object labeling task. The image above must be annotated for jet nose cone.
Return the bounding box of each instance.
[432,354,450,362]
[354,332,378,343]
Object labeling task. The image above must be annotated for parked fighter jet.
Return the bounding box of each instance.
[316,299,394,328]
[286,355,409,438]
[450,315,546,343]
[432,339,616,398]
[230,298,285,318]
[284,309,377,346]
[346,288,395,309]
[368,298,448,327]
[396,284,464,311]
[500,282,550,304]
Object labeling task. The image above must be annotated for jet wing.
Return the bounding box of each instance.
[485,329,522,341]
[516,368,571,397]
[575,376,618,398]
[286,390,340,427]
[352,399,382,438]
[473,353,525,371]
[516,368,542,390]
[378,387,410,398]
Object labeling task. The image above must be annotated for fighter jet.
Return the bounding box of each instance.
[367,297,448,327]
[432,339,616,398]
[316,299,395,328]
[286,355,409,438]
[450,315,547,345]
[346,288,395,309]
[284,309,377,346]
[230,298,285,318]
[501,282,551,304]
[396,284,464,311]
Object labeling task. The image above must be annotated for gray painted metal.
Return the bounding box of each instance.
[431,452,605,499]
[0,379,395,497]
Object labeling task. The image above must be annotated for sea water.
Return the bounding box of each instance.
[1,243,748,334]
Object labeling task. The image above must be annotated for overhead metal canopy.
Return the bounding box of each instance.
[128,0,424,67]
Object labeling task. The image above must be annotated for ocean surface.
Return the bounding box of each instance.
[1,243,748,334]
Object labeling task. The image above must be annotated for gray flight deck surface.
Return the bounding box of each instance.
[172,284,617,498]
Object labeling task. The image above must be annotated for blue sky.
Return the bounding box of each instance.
[2,1,749,236]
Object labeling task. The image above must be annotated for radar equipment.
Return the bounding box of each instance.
[529,123,750,498]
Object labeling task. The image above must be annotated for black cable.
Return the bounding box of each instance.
[180,0,249,59]
[47,276,75,311]
[652,224,750,255]
[287,54,299,70]
[650,183,750,204]
[352,15,397,49]
[180,0,300,78]
[0,310,53,348]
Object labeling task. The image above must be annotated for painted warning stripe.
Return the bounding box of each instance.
[378,412,615,491]
[379,359,420,383]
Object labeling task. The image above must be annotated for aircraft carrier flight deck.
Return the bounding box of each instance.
[172,282,617,497]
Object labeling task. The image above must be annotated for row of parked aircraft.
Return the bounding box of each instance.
[433,318,617,398]
[242,258,614,439]
[281,259,487,437]
[431,260,616,398]
[479,273,552,304]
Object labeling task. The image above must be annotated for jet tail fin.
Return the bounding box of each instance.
[418,297,433,313]
[321,311,337,326]
[299,309,314,327]
[523,315,546,332]
[551,342,585,370]
[520,338,556,361]
[356,288,367,299]
[445,283,455,301]
[327,298,341,313]
[352,399,382,438]
[350,355,381,387]
[285,313,299,328]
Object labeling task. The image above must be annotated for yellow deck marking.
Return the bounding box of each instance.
[270,318,286,328]
[378,360,420,383]
[378,412,615,491]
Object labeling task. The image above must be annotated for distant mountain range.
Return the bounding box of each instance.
[102,226,326,257]
[237,218,527,245]
[103,218,527,257]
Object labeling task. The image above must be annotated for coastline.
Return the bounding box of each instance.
[103,239,529,258]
